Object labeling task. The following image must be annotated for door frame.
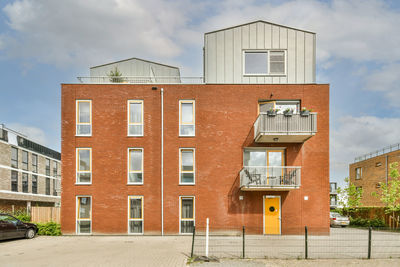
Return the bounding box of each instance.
[263,195,281,235]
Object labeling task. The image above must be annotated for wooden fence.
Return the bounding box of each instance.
[31,207,60,223]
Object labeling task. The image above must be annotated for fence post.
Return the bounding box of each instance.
[305,226,308,259]
[368,227,372,259]
[205,218,209,257]
[191,226,196,258]
[242,226,245,259]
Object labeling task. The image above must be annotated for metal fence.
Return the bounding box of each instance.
[354,142,400,163]
[191,226,400,259]
[77,76,204,84]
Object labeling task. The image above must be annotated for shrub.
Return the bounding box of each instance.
[350,217,386,228]
[36,222,61,236]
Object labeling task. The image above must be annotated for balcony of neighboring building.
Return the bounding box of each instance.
[330,182,337,195]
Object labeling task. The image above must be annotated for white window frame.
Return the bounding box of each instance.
[179,100,195,137]
[243,50,287,76]
[127,196,144,235]
[76,196,92,235]
[127,148,144,185]
[127,100,144,137]
[76,148,92,185]
[179,196,195,235]
[355,167,362,180]
[179,148,195,185]
[76,100,92,136]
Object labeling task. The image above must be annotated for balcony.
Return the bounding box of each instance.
[254,113,317,143]
[77,76,204,84]
[240,166,301,191]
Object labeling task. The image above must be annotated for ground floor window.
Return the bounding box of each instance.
[77,196,91,234]
[180,196,195,234]
[128,196,143,234]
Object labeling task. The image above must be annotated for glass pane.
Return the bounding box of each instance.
[79,197,91,219]
[181,150,193,171]
[181,173,194,183]
[129,125,142,136]
[22,151,28,163]
[268,152,283,166]
[11,171,18,192]
[79,149,90,171]
[129,173,142,183]
[32,175,37,194]
[245,52,268,74]
[78,173,91,183]
[243,150,266,166]
[78,221,91,234]
[181,199,193,219]
[22,174,28,193]
[270,62,285,74]
[129,221,143,233]
[180,125,195,136]
[130,103,142,123]
[77,125,91,135]
[181,103,193,123]
[130,150,142,171]
[79,102,90,123]
[181,221,194,234]
[130,198,142,219]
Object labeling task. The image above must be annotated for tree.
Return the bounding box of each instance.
[107,67,124,83]
[337,177,363,215]
[373,162,400,228]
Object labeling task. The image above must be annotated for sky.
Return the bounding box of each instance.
[1,0,400,187]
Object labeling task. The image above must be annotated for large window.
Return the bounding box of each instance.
[77,196,91,234]
[53,161,58,177]
[244,50,286,75]
[32,175,38,194]
[45,159,50,176]
[32,154,38,173]
[76,148,92,184]
[179,100,195,136]
[45,178,50,195]
[76,100,92,136]
[179,148,195,184]
[22,173,28,193]
[53,179,57,196]
[11,170,18,192]
[128,196,143,234]
[180,196,195,234]
[128,148,143,184]
[355,167,362,180]
[11,147,18,168]
[22,151,28,170]
[128,100,143,136]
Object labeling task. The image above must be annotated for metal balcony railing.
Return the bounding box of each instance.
[254,113,317,143]
[240,166,301,190]
[77,76,204,84]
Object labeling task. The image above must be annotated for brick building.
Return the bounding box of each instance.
[350,143,400,207]
[61,21,330,235]
[0,124,61,211]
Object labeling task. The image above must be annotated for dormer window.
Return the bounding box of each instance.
[244,50,286,76]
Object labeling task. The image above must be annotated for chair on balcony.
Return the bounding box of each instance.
[244,169,261,186]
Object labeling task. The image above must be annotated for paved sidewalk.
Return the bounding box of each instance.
[0,236,192,267]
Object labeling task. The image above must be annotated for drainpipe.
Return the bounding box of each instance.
[161,88,164,236]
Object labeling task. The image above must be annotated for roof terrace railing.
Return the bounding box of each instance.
[77,76,204,84]
[354,143,400,163]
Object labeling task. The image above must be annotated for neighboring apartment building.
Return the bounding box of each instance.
[350,143,400,207]
[330,182,337,209]
[61,20,329,235]
[0,124,61,211]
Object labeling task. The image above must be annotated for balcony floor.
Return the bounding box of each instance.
[255,133,315,143]
[240,185,300,191]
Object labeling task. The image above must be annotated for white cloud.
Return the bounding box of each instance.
[6,122,47,145]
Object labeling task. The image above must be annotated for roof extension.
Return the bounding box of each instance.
[90,57,180,70]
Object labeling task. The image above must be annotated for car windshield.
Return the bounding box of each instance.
[330,213,340,217]
[0,215,19,224]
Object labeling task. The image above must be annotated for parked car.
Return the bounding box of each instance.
[330,212,350,227]
[0,214,37,241]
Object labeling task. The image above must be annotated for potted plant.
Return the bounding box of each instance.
[300,107,311,116]
[283,108,293,117]
[267,108,279,117]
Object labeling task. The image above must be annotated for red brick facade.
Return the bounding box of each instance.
[61,83,330,235]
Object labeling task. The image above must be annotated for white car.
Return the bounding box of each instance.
[330,212,350,227]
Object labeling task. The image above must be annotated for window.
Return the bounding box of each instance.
[180,196,195,234]
[330,183,337,193]
[128,100,143,136]
[22,151,28,170]
[32,154,38,173]
[179,148,195,184]
[11,147,18,168]
[76,100,92,136]
[77,196,91,234]
[179,100,195,136]
[76,148,92,184]
[376,162,382,167]
[45,159,50,176]
[46,178,50,195]
[53,179,57,196]
[258,100,300,114]
[128,148,143,184]
[22,173,28,193]
[244,50,286,75]
[32,175,38,194]
[355,167,362,179]
[330,195,337,206]
[11,171,18,192]
[53,161,58,177]
[128,196,143,234]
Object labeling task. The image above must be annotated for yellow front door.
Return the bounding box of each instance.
[264,197,280,235]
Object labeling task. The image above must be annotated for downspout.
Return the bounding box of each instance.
[161,88,164,236]
[385,155,389,185]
